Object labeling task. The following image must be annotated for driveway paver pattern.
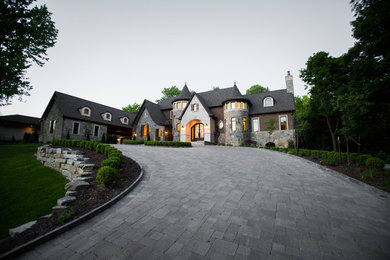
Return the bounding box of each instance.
[19,146,390,259]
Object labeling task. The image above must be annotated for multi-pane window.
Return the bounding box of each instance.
[243,102,246,109]
[157,129,161,138]
[252,118,259,132]
[183,102,187,108]
[94,125,99,137]
[237,102,241,109]
[243,117,247,131]
[231,117,236,131]
[226,103,230,110]
[103,112,112,121]
[143,125,148,137]
[73,122,79,135]
[49,120,56,133]
[174,103,177,109]
[264,97,274,107]
[279,115,287,130]
[231,102,236,109]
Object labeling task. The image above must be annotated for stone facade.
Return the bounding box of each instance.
[62,119,106,142]
[172,101,186,141]
[136,109,165,141]
[40,103,64,143]
[223,103,250,146]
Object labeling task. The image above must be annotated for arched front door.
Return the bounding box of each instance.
[191,123,204,141]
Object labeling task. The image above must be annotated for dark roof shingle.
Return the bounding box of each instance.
[0,114,40,125]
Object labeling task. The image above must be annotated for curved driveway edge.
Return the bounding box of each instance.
[1,157,143,260]
[17,145,390,260]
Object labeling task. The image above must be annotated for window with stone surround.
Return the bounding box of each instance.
[183,102,187,108]
[191,103,199,112]
[73,122,80,135]
[279,115,288,130]
[252,117,259,132]
[177,123,180,131]
[142,125,148,137]
[157,129,161,138]
[231,117,236,131]
[49,120,56,134]
[94,125,99,137]
[177,102,181,109]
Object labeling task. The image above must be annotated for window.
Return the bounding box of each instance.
[81,107,91,117]
[49,120,56,134]
[177,123,180,131]
[120,117,129,125]
[231,117,236,131]
[103,112,112,121]
[94,125,99,137]
[191,103,199,112]
[157,129,161,138]
[237,102,241,109]
[183,102,187,108]
[173,115,176,125]
[252,117,259,132]
[73,122,80,135]
[243,117,247,131]
[143,125,148,137]
[279,115,288,130]
[174,103,177,109]
[177,102,181,109]
[226,103,230,110]
[264,97,274,107]
[243,102,246,109]
[170,110,173,119]
[232,102,236,109]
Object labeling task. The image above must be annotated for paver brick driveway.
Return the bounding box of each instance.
[20,146,390,259]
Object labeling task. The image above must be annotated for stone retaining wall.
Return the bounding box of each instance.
[36,145,95,181]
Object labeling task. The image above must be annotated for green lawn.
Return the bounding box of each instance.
[0,143,68,239]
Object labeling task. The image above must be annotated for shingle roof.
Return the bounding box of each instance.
[143,100,169,125]
[142,86,295,124]
[244,89,295,115]
[0,114,40,126]
[172,84,192,102]
[42,91,136,128]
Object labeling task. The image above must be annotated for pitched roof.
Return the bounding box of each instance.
[141,99,169,126]
[0,114,40,126]
[244,89,295,114]
[178,93,214,120]
[42,91,136,128]
[172,84,192,102]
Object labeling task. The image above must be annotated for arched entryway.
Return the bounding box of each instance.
[191,123,204,141]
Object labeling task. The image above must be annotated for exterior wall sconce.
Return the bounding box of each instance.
[165,131,168,135]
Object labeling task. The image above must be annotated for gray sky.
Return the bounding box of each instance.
[1,0,355,117]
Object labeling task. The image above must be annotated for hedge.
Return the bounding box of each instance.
[144,141,191,147]
[124,140,144,145]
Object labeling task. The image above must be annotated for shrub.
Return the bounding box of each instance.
[366,157,385,171]
[310,150,321,159]
[143,141,191,147]
[106,134,118,144]
[96,166,118,188]
[360,154,371,165]
[125,140,144,145]
[323,151,339,166]
[101,159,120,170]
[95,143,103,153]
[287,139,295,149]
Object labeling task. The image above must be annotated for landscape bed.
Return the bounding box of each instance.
[0,146,142,255]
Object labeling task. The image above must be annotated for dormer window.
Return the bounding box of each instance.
[264,97,274,107]
[80,107,91,117]
[120,117,129,125]
[102,112,112,121]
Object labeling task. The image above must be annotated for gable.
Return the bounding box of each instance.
[180,95,212,124]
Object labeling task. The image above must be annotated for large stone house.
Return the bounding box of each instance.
[133,72,295,147]
[39,91,136,143]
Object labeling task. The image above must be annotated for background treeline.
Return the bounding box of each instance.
[295,0,390,159]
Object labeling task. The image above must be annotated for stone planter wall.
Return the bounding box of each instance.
[36,145,95,181]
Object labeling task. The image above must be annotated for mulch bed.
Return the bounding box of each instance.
[0,147,141,255]
[295,154,389,194]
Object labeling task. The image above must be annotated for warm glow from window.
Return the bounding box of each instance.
[124,118,127,123]
[243,102,246,109]
[252,118,259,132]
[226,103,230,110]
[177,123,180,131]
[143,125,148,136]
[158,129,161,138]
[178,102,181,109]
[243,117,247,131]
[84,108,89,114]
[183,102,187,108]
[280,116,287,130]
[174,103,177,109]
[237,102,241,109]
[232,102,236,109]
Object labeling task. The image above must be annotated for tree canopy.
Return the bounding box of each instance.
[245,84,269,95]
[0,0,58,105]
[155,86,180,103]
[122,102,141,114]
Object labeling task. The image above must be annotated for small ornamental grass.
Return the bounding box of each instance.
[96,166,118,188]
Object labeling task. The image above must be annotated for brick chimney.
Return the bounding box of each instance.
[285,71,294,94]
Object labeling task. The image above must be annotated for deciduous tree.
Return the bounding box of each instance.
[155,86,180,103]
[122,102,141,114]
[245,84,269,95]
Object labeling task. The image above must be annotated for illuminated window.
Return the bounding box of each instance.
[177,123,180,131]
[49,120,56,133]
[157,129,161,138]
[174,103,177,109]
[243,117,247,131]
[243,102,246,109]
[183,102,187,108]
[103,112,112,121]
[231,117,236,131]
[120,117,128,125]
[178,102,181,109]
[73,122,80,135]
[232,102,236,109]
[81,107,91,117]
[264,97,274,107]
[252,117,259,132]
[237,102,241,109]
[143,125,148,137]
[226,103,230,110]
[279,115,288,130]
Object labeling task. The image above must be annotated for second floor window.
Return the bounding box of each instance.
[231,117,236,131]
[243,117,247,131]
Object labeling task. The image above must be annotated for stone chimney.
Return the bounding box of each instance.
[285,71,294,94]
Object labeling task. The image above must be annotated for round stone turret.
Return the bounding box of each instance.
[222,83,250,146]
[171,83,192,141]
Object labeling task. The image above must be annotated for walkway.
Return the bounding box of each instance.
[20,146,390,259]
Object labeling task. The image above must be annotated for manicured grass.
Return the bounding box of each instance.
[0,143,68,239]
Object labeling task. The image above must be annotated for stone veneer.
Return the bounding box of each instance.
[250,129,295,147]
[136,109,165,141]
[223,105,250,146]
